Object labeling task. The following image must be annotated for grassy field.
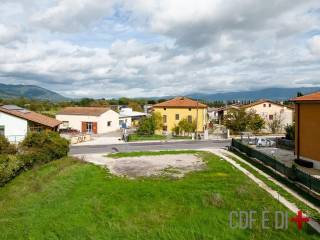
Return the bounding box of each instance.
[0,153,318,239]
[107,150,200,158]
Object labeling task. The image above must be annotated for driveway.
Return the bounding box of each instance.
[73,130,124,146]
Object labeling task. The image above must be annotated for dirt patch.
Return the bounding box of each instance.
[104,154,205,178]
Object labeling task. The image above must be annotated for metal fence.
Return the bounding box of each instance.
[231,139,320,194]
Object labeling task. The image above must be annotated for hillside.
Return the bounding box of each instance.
[0,83,67,101]
[187,87,320,101]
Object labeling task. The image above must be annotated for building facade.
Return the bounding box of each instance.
[152,97,208,134]
[56,107,119,134]
[0,105,61,143]
[243,100,294,133]
[292,92,320,169]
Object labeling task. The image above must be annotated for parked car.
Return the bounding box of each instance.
[256,138,275,147]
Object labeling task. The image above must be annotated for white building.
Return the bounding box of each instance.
[0,105,61,143]
[243,100,294,132]
[119,107,147,128]
[208,107,219,121]
[56,107,119,134]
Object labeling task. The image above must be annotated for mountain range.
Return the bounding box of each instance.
[0,83,67,101]
[0,83,319,102]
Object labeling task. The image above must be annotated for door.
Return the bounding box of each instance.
[93,122,97,134]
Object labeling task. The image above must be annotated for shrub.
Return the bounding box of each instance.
[0,155,25,186]
[0,135,17,154]
[285,124,295,140]
[20,131,69,163]
[136,112,163,136]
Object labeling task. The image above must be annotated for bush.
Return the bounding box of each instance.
[285,124,295,140]
[136,112,163,136]
[0,135,17,154]
[20,131,69,163]
[0,155,25,186]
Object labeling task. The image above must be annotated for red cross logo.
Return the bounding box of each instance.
[290,210,310,230]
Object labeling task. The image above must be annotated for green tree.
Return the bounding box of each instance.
[285,124,295,140]
[248,114,265,133]
[136,112,163,136]
[224,109,249,134]
[128,102,143,112]
[178,118,196,135]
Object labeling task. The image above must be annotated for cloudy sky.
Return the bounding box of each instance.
[0,0,320,98]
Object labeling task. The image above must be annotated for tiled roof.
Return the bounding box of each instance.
[291,92,320,102]
[0,105,61,128]
[153,97,207,108]
[57,107,110,116]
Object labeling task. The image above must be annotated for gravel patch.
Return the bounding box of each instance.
[76,153,205,178]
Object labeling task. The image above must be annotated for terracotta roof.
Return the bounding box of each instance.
[0,105,61,128]
[57,107,110,116]
[153,97,207,108]
[291,92,320,102]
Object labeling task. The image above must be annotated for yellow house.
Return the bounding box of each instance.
[153,97,208,134]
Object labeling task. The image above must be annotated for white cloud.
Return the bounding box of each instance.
[0,0,319,98]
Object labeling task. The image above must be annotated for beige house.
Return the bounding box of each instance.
[56,107,119,134]
[243,100,294,132]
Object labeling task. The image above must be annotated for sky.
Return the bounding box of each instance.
[0,0,320,99]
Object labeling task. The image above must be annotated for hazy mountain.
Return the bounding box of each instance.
[187,87,320,101]
[0,83,67,101]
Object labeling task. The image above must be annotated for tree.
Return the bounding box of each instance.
[285,124,295,140]
[136,112,162,136]
[178,118,196,135]
[224,109,249,134]
[248,114,265,133]
[128,102,143,112]
[267,113,283,134]
[224,109,265,134]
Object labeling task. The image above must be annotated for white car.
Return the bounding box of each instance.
[256,138,275,147]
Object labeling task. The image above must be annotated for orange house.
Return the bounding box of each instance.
[292,92,320,169]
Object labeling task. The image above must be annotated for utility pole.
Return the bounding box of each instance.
[195,99,199,140]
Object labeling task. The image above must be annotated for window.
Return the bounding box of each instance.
[263,104,266,107]
[269,115,274,120]
[86,122,93,133]
[163,126,167,131]
[164,108,167,111]
[269,103,272,107]
[188,108,192,111]
[163,115,167,123]
[175,114,179,120]
[62,121,69,128]
[0,126,4,136]
[107,121,112,127]
[188,115,192,123]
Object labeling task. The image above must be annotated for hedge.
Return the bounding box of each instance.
[0,131,69,186]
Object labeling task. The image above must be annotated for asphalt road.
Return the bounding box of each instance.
[70,139,231,155]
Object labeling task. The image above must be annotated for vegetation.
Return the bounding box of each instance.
[267,113,283,134]
[224,109,265,134]
[0,132,69,186]
[285,124,295,140]
[0,152,318,239]
[136,112,163,136]
[177,118,196,135]
[128,134,166,142]
[107,150,200,158]
[226,152,320,222]
[0,135,16,154]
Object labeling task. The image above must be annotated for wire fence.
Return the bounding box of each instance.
[231,139,320,194]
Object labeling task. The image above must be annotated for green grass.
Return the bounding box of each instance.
[106,150,200,158]
[128,134,167,141]
[226,152,320,222]
[0,153,318,239]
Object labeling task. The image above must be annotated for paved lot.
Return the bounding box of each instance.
[70,139,231,155]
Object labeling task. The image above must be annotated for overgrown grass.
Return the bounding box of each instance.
[0,154,318,239]
[226,152,320,222]
[106,150,201,158]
